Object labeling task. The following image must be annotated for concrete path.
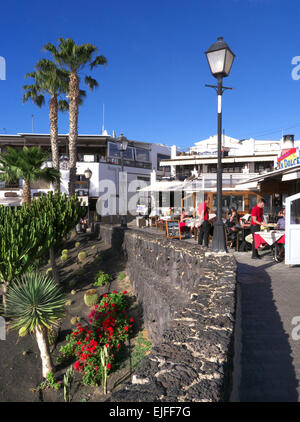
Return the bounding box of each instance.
[233,251,300,401]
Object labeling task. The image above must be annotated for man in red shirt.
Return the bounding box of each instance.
[197,197,210,247]
[251,198,267,259]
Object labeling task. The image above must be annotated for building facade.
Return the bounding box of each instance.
[157,134,300,214]
[0,133,171,216]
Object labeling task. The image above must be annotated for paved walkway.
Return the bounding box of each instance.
[233,251,300,402]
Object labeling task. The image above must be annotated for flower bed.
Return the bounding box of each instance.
[58,290,134,387]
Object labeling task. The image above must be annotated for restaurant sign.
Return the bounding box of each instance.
[278,148,300,169]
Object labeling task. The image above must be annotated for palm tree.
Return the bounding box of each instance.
[0,146,60,205]
[23,60,69,193]
[2,272,66,378]
[43,38,107,196]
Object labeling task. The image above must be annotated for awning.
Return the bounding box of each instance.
[139,179,249,193]
[234,181,258,190]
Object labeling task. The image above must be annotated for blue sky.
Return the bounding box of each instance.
[1,0,300,148]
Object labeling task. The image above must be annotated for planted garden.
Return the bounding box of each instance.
[0,192,151,402]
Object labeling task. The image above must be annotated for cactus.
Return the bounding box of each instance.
[76,268,85,276]
[64,366,74,402]
[46,268,53,276]
[84,289,99,307]
[61,254,68,263]
[62,249,68,255]
[78,251,87,262]
[70,316,80,325]
[75,241,80,248]
[69,279,76,288]
[65,299,72,307]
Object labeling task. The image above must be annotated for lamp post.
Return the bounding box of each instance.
[84,168,92,227]
[117,134,129,228]
[205,37,235,253]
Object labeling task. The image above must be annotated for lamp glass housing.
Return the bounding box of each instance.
[205,37,235,78]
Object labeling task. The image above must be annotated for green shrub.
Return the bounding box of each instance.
[118,273,126,281]
[78,251,87,262]
[84,289,99,307]
[94,270,112,287]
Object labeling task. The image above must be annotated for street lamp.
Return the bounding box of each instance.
[117,133,128,228]
[84,168,92,227]
[205,37,235,253]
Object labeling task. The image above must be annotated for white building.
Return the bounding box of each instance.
[0,133,171,216]
[154,134,299,214]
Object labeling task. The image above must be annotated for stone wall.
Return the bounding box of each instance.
[100,225,237,402]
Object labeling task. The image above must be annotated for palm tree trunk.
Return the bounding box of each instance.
[35,325,53,379]
[49,246,60,284]
[68,72,79,197]
[23,180,31,205]
[49,95,60,193]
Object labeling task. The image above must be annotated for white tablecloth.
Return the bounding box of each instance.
[255,230,285,246]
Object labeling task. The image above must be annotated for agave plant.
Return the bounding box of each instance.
[3,272,66,378]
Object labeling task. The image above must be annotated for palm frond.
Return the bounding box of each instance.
[84,76,98,91]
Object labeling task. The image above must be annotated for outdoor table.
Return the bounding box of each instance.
[254,230,285,261]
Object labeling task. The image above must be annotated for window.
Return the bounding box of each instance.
[291,198,300,224]
[108,142,134,160]
[213,194,244,212]
[254,161,274,173]
[157,154,170,171]
[249,194,257,212]
[135,147,150,163]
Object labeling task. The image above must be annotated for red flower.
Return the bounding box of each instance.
[124,326,129,332]
[123,291,127,295]
[129,318,134,322]
[107,363,111,370]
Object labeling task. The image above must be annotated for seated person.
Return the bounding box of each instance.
[276,209,285,230]
[226,207,238,228]
[180,208,193,237]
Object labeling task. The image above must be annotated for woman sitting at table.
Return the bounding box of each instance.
[180,208,193,237]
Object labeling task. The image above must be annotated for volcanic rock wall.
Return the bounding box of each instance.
[100,225,237,402]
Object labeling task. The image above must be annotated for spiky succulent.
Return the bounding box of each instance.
[2,272,66,332]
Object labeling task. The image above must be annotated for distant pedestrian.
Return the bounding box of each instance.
[197,197,210,247]
[251,198,267,259]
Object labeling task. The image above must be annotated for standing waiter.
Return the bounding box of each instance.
[251,198,267,259]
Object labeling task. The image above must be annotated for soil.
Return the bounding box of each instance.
[0,231,151,402]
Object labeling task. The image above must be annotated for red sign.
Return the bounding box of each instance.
[277,148,297,163]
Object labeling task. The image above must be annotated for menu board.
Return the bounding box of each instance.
[165,220,181,240]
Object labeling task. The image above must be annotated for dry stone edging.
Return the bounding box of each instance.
[100,225,237,402]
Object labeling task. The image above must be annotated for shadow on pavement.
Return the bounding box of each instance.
[236,259,298,401]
